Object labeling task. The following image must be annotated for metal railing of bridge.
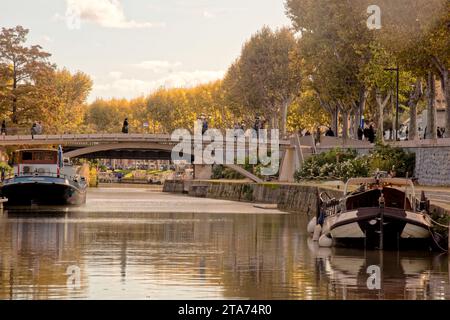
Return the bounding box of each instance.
[0,133,292,146]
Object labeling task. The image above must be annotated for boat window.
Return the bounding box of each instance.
[19,151,58,164]
[22,152,33,161]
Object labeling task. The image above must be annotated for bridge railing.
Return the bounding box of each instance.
[0,133,292,146]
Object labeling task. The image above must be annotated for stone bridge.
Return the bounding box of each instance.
[3,133,448,185]
[0,133,297,183]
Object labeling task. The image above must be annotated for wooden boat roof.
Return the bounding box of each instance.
[345,177,414,187]
[344,177,416,200]
[15,149,58,153]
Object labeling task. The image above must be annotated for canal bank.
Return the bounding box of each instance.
[163,180,342,214]
[163,180,450,219]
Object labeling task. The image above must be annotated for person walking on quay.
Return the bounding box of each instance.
[325,127,335,137]
[437,127,445,138]
[357,126,364,140]
[201,116,209,135]
[259,118,268,142]
[1,120,6,136]
[234,122,245,137]
[367,125,376,143]
[122,118,129,134]
[253,116,261,138]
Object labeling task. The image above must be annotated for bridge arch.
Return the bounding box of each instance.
[64,142,263,183]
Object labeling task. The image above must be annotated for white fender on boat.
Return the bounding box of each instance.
[307,238,332,258]
[307,217,317,234]
[319,234,333,248]
[312,224,322,241]
[307,238,320,253]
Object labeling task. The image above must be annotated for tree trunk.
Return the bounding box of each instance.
[280,100,289,138]
[271,116,276,130]
[431,56,450,138]
[426,72,437,140]
[408,79,423,141]
[409,98,418,141]
[353,88,367,139]
[352,109,360,139]
[341,110,349,140]
[440,69,450,138]
[12,73,18,124]
[316,95,339,137]
[12,97,18,124]
[375,90,391,143]
[332,105,339,137]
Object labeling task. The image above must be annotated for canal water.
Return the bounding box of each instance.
[0,186,449,300]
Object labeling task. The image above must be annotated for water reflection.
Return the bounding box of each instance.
[0,200,449,300]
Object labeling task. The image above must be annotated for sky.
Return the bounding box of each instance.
[0,0,291,102]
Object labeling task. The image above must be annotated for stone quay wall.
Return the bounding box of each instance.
[412,147,450,187]
[163,180,343,214]
[164,180,450,219]
[317,141,450,187]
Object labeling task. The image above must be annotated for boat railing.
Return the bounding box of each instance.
[6,172,86,184]
[320,192,341,217]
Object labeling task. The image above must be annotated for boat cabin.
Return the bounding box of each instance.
[13,149,61,177]
[343,178,417,212]
[345,187,413,211]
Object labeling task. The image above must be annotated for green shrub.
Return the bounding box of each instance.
[369,143,415,178]
[212,165,225,179]
[0,162,12,177]
[295,144,415,182]
[0,162,11,171]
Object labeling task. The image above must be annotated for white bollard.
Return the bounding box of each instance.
[307,217,317,234]
[319,234,333,247]
[312,224,322,241]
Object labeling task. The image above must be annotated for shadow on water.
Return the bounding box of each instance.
[0,201,449,300]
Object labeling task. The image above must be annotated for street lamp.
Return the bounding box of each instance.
[384,65,400,141]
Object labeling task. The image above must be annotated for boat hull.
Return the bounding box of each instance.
[0,177,86,206]
[323,207,432,249]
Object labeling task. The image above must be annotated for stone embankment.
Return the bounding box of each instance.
[163,180,450,219]
[163,180,343,214]
[414,147,450,186]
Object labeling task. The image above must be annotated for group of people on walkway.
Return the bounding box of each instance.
[301,124,378,145]
[1,120,44,138]
[357,124,376,143]
[231,116,267,135]
[31,121,44,139]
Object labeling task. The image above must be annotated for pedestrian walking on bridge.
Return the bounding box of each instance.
[31,122,38,139]
[1,120,6,136]
[122,118,129,134]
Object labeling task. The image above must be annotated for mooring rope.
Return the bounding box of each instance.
[428,226,448,252]
[429,217,449,229]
